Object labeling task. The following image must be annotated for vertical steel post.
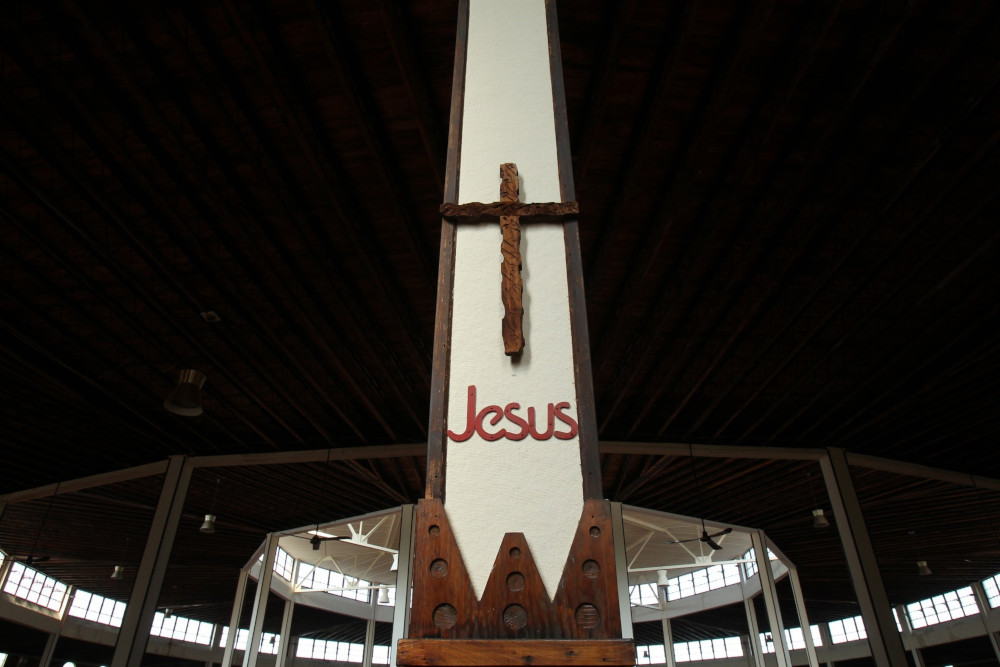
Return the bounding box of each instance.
[751,531,790,667]
[390,505,415,667]
[245,532,278,667]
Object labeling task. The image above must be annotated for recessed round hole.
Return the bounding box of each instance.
[582,559,600,579]
[509,547,521,559]
[575,603,600,629]
[430,558,449,578]
[589,526,601,538]
[428,525,440,537]
[507,571,525,592]
[433,603,457,629]
[503,604,527,630]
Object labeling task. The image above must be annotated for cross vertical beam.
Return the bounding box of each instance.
[499,163,524,354]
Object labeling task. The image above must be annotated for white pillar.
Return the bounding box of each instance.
[743,595,765,667]
[112,455,193,667]
[787,566,819,667]
[611,501,634,639]
[389,504,414,667]
[275,598,295,667]
[820,448,908,665]
[245,532,279,667]
[660,614,677,667]
[817,623,835,667]
[751,530,790,667]
[222,570,249,667]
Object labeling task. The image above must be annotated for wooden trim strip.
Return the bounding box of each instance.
[545,0,603,500]
[441,201,579,219]
[425,0,471,500]
[397,639,636,666]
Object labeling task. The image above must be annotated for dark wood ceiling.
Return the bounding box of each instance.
[2,0,1000,655]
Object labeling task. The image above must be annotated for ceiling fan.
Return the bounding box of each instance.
[664,523,733,551]
[286,527,350,550]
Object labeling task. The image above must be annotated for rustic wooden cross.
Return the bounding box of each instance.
[440,163,579,355]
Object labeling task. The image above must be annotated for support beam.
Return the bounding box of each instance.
[246,532,279,667]
[276,598,296,667]
[112,455,193,667]
[820,447,908,666]
[787,566,819,667]
[817,624,835,667]
[751,531,790,667]
[659,614,676,667]
[743,594,764,667]
[390,504,415,667]
[222,570,249,667]
[895,604,925,667]
[611,501,634,639]
[39,631,59,667]
[972,580,1000,661]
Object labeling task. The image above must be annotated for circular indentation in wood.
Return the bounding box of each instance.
[503,604,527,630]
[506,571,525,592]
[582,559,600,579]
[575,603,600,629]
[509,547,521,559]
[589,526,601,538]
[430,559,448,578]
[433,603,457,629]
[428,525,440,537]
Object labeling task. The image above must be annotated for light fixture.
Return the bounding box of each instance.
[110,565,123,580]
[812,508,830,528]
[379,587,390,604]
[164,369,206,416]
[111,536,129,579]
[200,477,220,534]
[917,560,932,576]
[164,608,173,619]
[199,514,216,534]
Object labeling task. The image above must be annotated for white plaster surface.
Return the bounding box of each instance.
[445,0,583,601]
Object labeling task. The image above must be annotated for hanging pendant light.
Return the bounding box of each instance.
[916,560,932,576]
[812,508,830,528]
[199,478,221,534]
[164,369,207,416]
[110,565,124,579]
[378,587,390,604]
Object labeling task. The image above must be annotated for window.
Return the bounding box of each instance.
[981,573,1000,609]
[635,644,666,664]
[3,562,68,612]
[629,582,659,607]
[760,626,823,653]
[741,547,778,580]
[828,615,866,643]
[69,590,127,627]
[217,628,280,653]
[666,564,741,601]
[372,645,390,665]
[297,637,367,663]
[273,547,294,581]
[297,564,372,603]
[673,637,742,662]
[151,612,214,645]
[906,587,979,629]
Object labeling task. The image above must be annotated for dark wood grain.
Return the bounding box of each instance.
[440,201,579,220]
[408,500,627,641]
[396,639,636,666]
[499,163,524,355]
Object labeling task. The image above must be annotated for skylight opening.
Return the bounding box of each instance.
[759,626,823,653]
[69,590,126,627]
[667,564,741,601]
[151,611,214,645]
[982,573,1000,609]
[297,637,367,663]
[3,562,68,612]
[906,587,979,629]
[297,564,372,603]
[828,615,867,643]
[673,637,743,662]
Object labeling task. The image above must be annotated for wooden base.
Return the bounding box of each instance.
[396,639,636,666]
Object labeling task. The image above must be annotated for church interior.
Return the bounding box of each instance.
[2,0,1000,665]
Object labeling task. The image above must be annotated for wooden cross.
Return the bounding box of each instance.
[440,163,579,355]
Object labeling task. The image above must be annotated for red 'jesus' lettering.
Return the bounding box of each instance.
[447,385,579,442]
